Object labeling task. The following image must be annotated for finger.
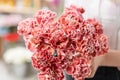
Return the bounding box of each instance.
[87,57,98,78]
[87,64,98,78]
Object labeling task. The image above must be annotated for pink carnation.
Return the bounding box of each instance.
[18,5,108,80]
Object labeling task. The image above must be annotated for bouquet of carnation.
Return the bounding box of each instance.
[17,5,108,80]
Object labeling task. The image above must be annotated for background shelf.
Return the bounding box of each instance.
[0,6,36,14]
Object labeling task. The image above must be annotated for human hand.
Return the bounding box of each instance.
[87,55,105,78]
[87,50,120,78]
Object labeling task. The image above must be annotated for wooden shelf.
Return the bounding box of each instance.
[0,6,36,14]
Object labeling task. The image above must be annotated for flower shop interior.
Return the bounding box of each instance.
[0,0,120,80]
[0,0,64,80]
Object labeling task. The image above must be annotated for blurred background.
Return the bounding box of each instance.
[0,0,64,80]
[0,0,120,80]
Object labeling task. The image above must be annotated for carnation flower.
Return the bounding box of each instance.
[17,5,108,80]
